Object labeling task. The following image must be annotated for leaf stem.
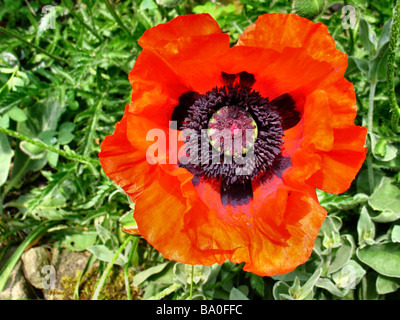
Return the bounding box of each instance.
[91,236,133,300]
[101,0,133,38]
[0,26,70,65]
[189,265,194,300]
[367,82,377,193]
[62,0,104,41]
[387,0,400,132]
[0,126,97,166]
[83,100,103,157]
[124,236,139,300]
[147,283,181,300]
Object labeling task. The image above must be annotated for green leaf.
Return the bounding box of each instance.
[133,261,172,287]
[0,114,10,128]
[229,287,249,300]
[368,177,400,222]
[272,281,292,300]
[359,18,378,56]
[378,18,393,48]
[320,216,342,252]
[327,234,355,274]
[140,0,158,10]
[346,56,369,77]
[0,132,12,186]
[249,273,264,297]
[370,133,397,162]
[357,206,376,245]
[358,273,379,300]
[376,275,400,295]
[58,122,75,145]
[61,232,98,251]
[331,260,366,290]
[391,225,400,243]
[95,223,118,248]
[357,243,400,278]
[7,106,27,122]
[173,264,211,286]
[87,244,126,266]
[315,278,344,298]
[369,41,390,83]
[288,269,321,300]
[19,140,46,159]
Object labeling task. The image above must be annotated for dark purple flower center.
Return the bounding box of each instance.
[170,72,301,206]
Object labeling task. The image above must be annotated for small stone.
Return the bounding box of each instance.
[21,246,50,289]
[45,248,91,300]
[0,246,35,300]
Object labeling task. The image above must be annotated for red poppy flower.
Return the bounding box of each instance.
[99,13,367,276]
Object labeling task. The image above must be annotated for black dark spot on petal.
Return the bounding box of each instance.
[237,71,255,87]
[271,93,301,130]
[221,179,253,206]
[191,174,201,187]
[221,71,256,88]
[221,72,237,86]
[171,91,199,130]
[271,156,291,178]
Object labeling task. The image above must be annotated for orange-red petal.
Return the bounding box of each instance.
[237,13,348,76]
[138,14,230,93]
[99,106,159,200]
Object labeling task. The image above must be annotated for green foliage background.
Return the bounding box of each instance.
[0,0,399,300]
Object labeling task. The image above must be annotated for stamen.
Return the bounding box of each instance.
[207,106,258,156]
[179,84,285,186]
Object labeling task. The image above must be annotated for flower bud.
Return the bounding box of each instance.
[292,0,328,20]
